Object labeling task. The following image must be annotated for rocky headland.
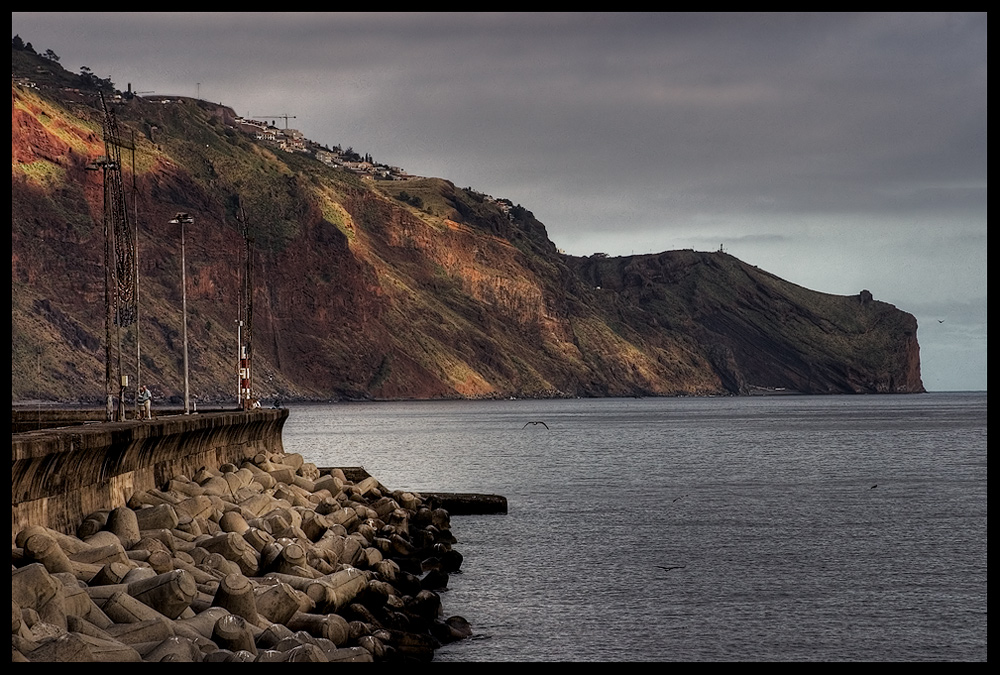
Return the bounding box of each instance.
[11,44,923,405]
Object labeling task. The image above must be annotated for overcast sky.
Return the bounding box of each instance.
[13,13,987,391]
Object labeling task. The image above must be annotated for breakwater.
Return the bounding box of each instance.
[12,409,288,538]
[12,410,495,661]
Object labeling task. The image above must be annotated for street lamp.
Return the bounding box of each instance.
[169,213,194,414]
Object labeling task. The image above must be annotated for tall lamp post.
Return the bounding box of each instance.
[169,213,194,414]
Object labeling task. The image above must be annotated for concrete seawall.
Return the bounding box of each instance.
[12,410,288,541]
[11,409,482,662]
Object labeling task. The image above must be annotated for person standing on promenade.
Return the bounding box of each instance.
[138,385,153,420]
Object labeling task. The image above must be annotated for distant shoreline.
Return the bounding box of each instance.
[14,389,985,412]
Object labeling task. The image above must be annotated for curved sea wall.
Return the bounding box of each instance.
[12,410,288,541]
[11,410,474,662]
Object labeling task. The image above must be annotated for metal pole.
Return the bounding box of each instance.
[237,319,243,409]
[170,213,193,414]
[182,217,190,414]
[132,131,141,420]
[104,172,114,421]
[236,206,254,411]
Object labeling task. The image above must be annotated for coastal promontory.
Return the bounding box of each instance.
[11,44,923,404]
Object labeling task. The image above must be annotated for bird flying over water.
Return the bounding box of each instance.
[870,484,878,489]
[656,565,686,572]
[523,421,549,429]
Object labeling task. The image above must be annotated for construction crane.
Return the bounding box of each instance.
[124,83,154,99]
[252,114,296,129]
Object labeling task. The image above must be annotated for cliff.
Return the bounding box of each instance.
[11,46,924,403]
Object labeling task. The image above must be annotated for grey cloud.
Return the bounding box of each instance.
[12,12,986,390]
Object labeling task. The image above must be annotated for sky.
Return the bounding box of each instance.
[12,13,987,391]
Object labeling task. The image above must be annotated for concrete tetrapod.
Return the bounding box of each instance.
[12,452,473,662]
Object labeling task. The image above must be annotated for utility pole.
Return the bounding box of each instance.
[89,92,137,421]
[132,130,141,421]
[236,206,255,410]
[169,213,194,414]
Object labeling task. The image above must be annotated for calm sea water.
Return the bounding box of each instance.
[282,393,988,662]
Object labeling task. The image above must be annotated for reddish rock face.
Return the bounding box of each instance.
[11,50,922,403]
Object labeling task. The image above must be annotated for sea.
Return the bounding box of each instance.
[281,392,988,662]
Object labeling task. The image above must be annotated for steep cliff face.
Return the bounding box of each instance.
[11,49,924,403]
[568,253,924,395]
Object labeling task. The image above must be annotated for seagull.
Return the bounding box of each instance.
[672,495,688,503]
[870,484,878,490]
[523,421,549,429]
[656,565,686,572]
[938,320,945,323]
